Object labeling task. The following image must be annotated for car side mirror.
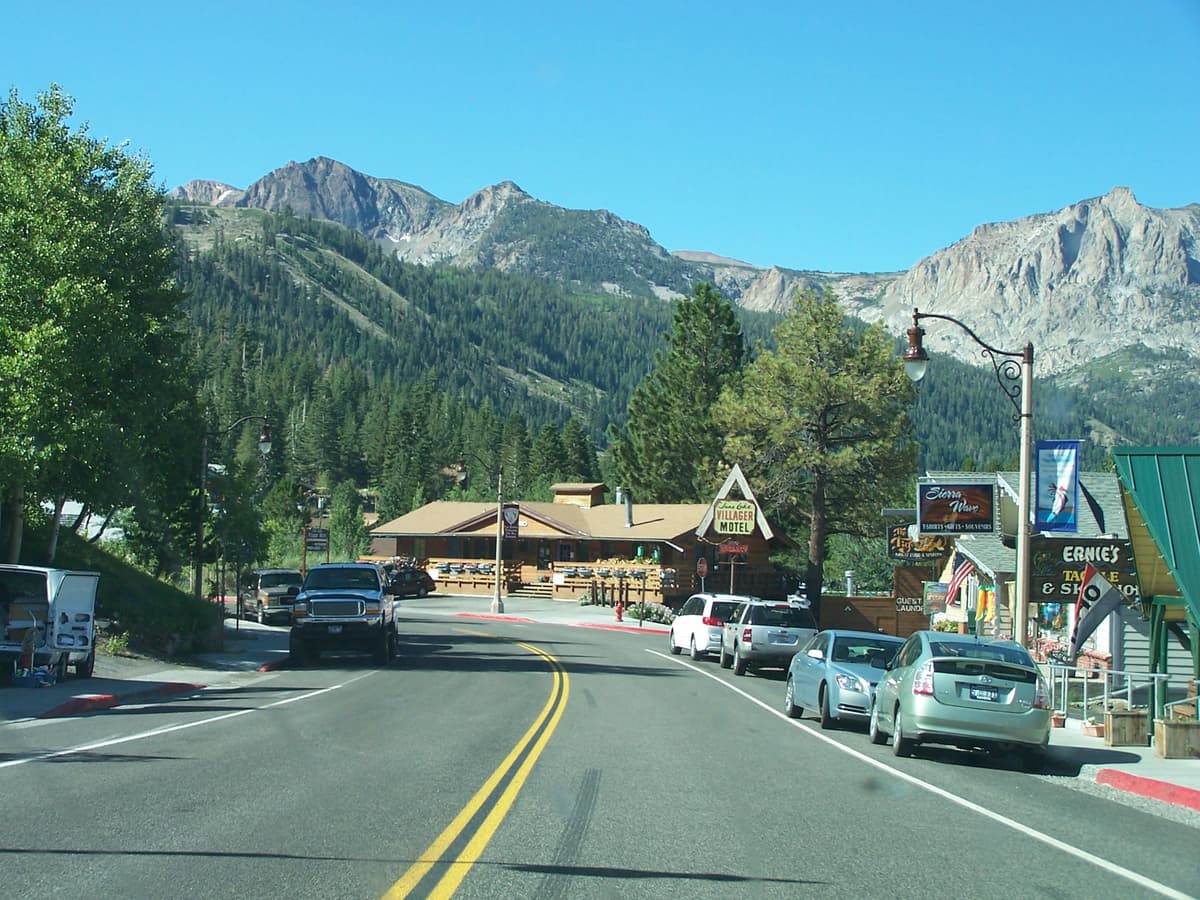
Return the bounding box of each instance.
[286,586,300,597]
[806,648,824,661]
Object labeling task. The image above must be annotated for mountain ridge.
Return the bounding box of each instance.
[172,162,1200,377]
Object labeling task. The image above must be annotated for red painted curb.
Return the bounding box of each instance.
[38,681,206,719]
[574,622,670,634]
[1095,769,1200,812]
[258,659,288,672]
[454,612,537,623]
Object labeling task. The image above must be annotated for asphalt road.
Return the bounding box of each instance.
[2,613,1197,899]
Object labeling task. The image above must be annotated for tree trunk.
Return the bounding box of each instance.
[807,472,828,625]
[4,484,25,563]
[87,508,117,544]
[45,494,65,563]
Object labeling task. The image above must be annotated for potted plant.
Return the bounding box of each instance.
[1051,711,1067,728]
[1081,716,1105,738]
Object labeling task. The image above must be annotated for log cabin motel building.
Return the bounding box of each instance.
[367,466,789,607]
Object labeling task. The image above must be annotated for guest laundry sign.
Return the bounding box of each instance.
[916,479,996,534]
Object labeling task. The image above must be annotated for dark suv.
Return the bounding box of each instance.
[386,565,436,598]
[288,563,399,666]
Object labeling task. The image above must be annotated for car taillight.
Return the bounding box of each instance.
[702,616,722,627]
[912,661,935,696]
[1033,677,1050,709]
[742,627,752,645]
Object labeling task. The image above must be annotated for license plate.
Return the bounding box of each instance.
[970,685,999,702]
[328,624,343,634]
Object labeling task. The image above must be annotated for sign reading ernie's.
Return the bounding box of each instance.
[713,499,756,535]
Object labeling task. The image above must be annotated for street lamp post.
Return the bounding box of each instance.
[457,457,505,615]
[902,308,1034,648]
[492,465,504,615]
[194,416,273,603]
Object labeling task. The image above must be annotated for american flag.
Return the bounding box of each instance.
[945,552,976,606]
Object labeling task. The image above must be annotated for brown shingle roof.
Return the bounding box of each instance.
[372,500,713,542]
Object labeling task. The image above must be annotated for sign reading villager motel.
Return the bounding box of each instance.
[713,499,756,535]
[916,479,996,534]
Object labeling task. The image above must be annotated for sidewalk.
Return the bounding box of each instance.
[4,594,1196,816]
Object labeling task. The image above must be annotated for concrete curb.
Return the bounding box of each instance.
[37,681,206,719]
[454,613,537,623]
[1095,769,1200,813]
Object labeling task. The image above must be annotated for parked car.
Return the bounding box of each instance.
[241,568,302,625]
[719,599,817,675]
[668,593,751,660]
[867,630,1052,769]
[386,565,436,598]
[785,629,904,727]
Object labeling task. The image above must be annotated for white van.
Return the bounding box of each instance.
[0,565,99,682]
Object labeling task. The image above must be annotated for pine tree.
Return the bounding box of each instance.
[712,288,917,619]
[609,282,746,503]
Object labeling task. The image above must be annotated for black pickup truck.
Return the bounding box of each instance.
[288,562,400,666]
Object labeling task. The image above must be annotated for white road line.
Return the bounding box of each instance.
[0,671,375,770]
[649,649,1193,900]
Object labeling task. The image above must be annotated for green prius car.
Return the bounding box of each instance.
[867,630,1052,770]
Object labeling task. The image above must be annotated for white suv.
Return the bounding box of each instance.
[668,593,756,660]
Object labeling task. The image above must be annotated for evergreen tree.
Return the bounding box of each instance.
[711,288,917,620]
[609,282,746,503]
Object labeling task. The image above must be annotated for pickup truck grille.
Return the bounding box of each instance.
[310,599,365,617]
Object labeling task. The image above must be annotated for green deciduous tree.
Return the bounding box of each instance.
[0,85,200,562]
[711,288,917,620]
[609,282,746,503]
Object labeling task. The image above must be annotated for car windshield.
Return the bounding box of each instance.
[927,640,1034,667]
[259,572,301,589]
[304,568,380,592]
[830,636,902,663]
[751,605,816,628]
[710,601,743,621]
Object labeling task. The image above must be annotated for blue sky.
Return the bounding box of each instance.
[6,1,1198,273]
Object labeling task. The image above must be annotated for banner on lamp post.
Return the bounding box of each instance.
[502,503,520,540]
[1036,440,1080,533]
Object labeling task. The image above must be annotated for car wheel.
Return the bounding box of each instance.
[784,677,804,719]
[669,631,681,655]
[289,631,307,668]
[374,629,390,665]
[819,687,835,729]
[868,700,887,745]
[417,586,428,598]
[719,641,732,668]
[689,637,702,661]
[732,645,747,676]
[892,707,915,757]
[74,647,96,679]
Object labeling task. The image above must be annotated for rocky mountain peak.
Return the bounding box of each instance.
[876,189,1200,375]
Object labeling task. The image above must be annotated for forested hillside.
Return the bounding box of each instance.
[172,203,1194,523]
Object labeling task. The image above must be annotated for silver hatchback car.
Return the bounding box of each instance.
[868,631,1052,769]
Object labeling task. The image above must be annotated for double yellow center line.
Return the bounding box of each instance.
[383,639,569,899]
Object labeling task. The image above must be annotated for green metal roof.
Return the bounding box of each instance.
[1112,447,1200,624]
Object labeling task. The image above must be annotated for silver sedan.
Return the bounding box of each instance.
[784,630,904,728]
[867,630,1052,769]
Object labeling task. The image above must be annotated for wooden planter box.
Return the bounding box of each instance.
[1154,718,1200,759]
[1105,710,1150,747]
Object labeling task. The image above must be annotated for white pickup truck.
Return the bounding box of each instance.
[0,564,99,683]
[720,599,817,675]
